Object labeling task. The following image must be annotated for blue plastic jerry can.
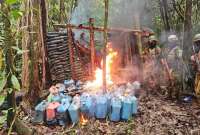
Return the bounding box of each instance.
[64,79,74,87]
[105,93,112,113]
[60,93,72,102]
[57,98,70,126]
[131,96,138,115]
[86,96,95,117]
[80,94,95,117]
[35,100,48,112]
[109,98,121,122]
[95,95,108,119]
[80,93,89,113]
[33,100,48,124]
[68,100,80,124]
[52,94,61,102]
[56,83,65,92]
[121,97,132,120]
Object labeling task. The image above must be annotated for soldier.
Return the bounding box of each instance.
[79,32,88,48]
[164,34,183,99]
[143,35,162,94]
[191,34,200,96]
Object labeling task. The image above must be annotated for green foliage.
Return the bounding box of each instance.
[0,110,7,128]
[48,0,78,29]
[0,1,22,130]
[5,0,18,5]
[11,74,20,91]
[10,9,23,20]
[11,46,28,55]
[0,95,6,106]
[0,71,7,92]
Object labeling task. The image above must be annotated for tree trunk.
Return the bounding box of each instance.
[21,0,31,92]
[40,0,51,89]
[27,0,42,105]
[183,0,193,60]
[22,0,49,105]
[60,0,65,23]
[159,0,171,31]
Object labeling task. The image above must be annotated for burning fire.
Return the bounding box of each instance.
[85,43,117,89]
[80,113,88,126]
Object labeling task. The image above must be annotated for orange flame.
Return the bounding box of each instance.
[85,43,117,90]
[80,113,88,126]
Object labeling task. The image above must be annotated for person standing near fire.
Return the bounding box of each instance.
[163,34,183,99]
[191,34,200,97]
[143,35,163,94]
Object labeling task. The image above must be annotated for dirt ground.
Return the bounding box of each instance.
[26,92,200,135]
[2,91,200,135]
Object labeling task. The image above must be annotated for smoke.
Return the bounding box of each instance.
[70,0,154,49]
[71,0,97,25]
[109,0,149,28]
[71,0,153,28]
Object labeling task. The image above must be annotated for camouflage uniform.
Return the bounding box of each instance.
[191,34,200,96]
[143,35,163,93]
[165,35,183,99]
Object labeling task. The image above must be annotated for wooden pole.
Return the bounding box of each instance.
[134,0,143,82]
[54,24,142,33]
[67,28,76,80]
[89,18,95,78]
[103,0,109,93]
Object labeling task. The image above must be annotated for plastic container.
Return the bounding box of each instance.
[55,83,66,93]
[48,94,61,102]
[60,93,72,102]
[109,98,121,122]
[57,98,70,126]
[87,95,95,117]
[33,100,48,124]
[68,97,80,124]
[95,95,108,119]
[80,93,88,113]
[64,79,74,87]
[46,102,60,124]
[35,100,48,112]
[105,93,112,113]
[131,96,138,115]
[121,97,132,120]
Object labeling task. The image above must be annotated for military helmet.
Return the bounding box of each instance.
[149,35,158,42]
[168,35,178,43]
[193,34,200,42]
